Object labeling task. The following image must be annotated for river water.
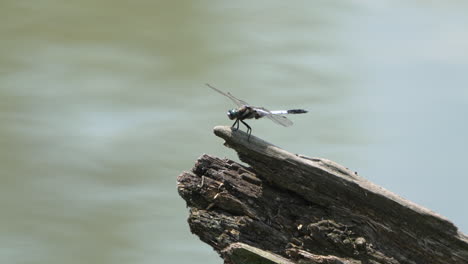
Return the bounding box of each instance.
[1,1,467,263]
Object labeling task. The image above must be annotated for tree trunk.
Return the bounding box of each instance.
[177,126,468,264]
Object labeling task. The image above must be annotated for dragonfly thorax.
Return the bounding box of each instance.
[227,109,239,120]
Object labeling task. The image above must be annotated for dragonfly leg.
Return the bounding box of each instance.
[240,120,252,141]
[231,119,240,131]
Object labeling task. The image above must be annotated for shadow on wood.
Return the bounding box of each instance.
[177,126,468,264]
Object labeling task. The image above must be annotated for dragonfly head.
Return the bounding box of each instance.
[227,109,238,120]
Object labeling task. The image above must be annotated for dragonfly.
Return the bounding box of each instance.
[207,84,307,141]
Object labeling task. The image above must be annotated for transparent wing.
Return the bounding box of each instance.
[255,107,293,127]
[267,114,294,127]
[206,83,249,107]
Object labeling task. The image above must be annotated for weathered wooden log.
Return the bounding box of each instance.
[177,126,468,264]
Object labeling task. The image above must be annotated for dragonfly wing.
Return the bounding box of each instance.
[253,107,270,117]
[266,114,294,127]
[256,107,293,127]
[207,83,249,107]
[227,92,249,106]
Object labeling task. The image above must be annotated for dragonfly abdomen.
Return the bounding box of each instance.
[287,109,308,114]
[269,109,308,115]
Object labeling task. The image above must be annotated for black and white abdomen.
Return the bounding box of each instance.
[287,109,308,114]
[270,109,308,115]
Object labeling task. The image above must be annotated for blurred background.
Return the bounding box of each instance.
[1,1,467,263]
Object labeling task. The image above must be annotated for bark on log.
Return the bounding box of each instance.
[177,126,468,264]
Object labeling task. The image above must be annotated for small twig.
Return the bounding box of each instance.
[198,176,205,188]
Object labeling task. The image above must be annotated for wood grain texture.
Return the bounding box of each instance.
[177,126,468,264]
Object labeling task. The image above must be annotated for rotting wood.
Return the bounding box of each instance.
[177,126,468,264]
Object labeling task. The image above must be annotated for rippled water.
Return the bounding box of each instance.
[1,1,467,263]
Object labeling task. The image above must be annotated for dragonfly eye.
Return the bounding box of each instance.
[227,109,237,120]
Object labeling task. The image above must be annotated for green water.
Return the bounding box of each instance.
[1,1,467,263]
